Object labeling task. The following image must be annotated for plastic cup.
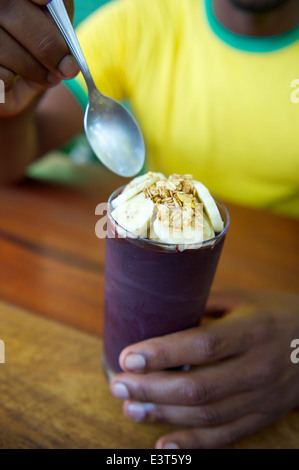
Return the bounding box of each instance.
[102,186,230,380]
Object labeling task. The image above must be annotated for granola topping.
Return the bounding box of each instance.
[111,170,223,246]
[144,173,203,230]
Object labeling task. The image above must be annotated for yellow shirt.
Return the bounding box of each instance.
[70,0,299,218]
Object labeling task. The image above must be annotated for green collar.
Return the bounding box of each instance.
[204,0,299,53]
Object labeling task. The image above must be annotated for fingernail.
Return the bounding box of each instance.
[111,382,130,400]
[58,55,79,79]
[163,443,180,449]
[124,354,146,372]
[127,402,147,422]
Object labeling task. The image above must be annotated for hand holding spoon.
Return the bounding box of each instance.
[46,0,145,177]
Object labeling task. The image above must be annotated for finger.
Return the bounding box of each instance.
[0,28,61,88]
[0,64,16,91]
[155,413,272,449]
[119,306,270,373]
[0,0,78,79]
[112,353,260,406]
[30,0,52,4]
[30,0,74,17]
[122,389,260,427]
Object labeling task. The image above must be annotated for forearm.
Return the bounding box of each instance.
[0,83,84,185]
[0,98,40,184]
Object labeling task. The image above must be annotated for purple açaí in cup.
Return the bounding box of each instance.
[102,172,230,380]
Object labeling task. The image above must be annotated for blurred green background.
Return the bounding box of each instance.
[73,0,113,27]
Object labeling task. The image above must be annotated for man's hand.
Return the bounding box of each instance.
[110,290,299,449]
[0,0,79,116]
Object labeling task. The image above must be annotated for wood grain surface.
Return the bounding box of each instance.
[0,301,176,449]
[0,167,298,449]
[0,173,298,337]
[0,300,298,449]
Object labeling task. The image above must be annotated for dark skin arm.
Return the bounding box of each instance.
[0,83,83,183]
[0,0,81,184]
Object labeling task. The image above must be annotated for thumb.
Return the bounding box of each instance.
[31,0,75,20]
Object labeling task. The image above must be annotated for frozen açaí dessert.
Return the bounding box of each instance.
[111,172,224,248]
[103,172,229,379]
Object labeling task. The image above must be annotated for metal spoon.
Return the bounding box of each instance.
[46,0,145,177]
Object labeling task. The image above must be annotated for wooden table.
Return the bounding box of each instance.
[0,164,298,449]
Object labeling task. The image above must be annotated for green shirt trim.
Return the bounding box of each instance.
[204,0,299,53]
[64,77,88,110]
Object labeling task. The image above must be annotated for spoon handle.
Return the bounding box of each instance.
[46,0,96,94]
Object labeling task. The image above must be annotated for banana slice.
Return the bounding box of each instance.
[193,181,224,233]
[153,218,204,245]
[111,181,148,209]
[203,212,215,240]
[111,192,154,237]
[112,172,166,209]
[123,172,166,192]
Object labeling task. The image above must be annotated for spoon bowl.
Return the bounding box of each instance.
[47,0,145,177]
[85,90,145,177]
